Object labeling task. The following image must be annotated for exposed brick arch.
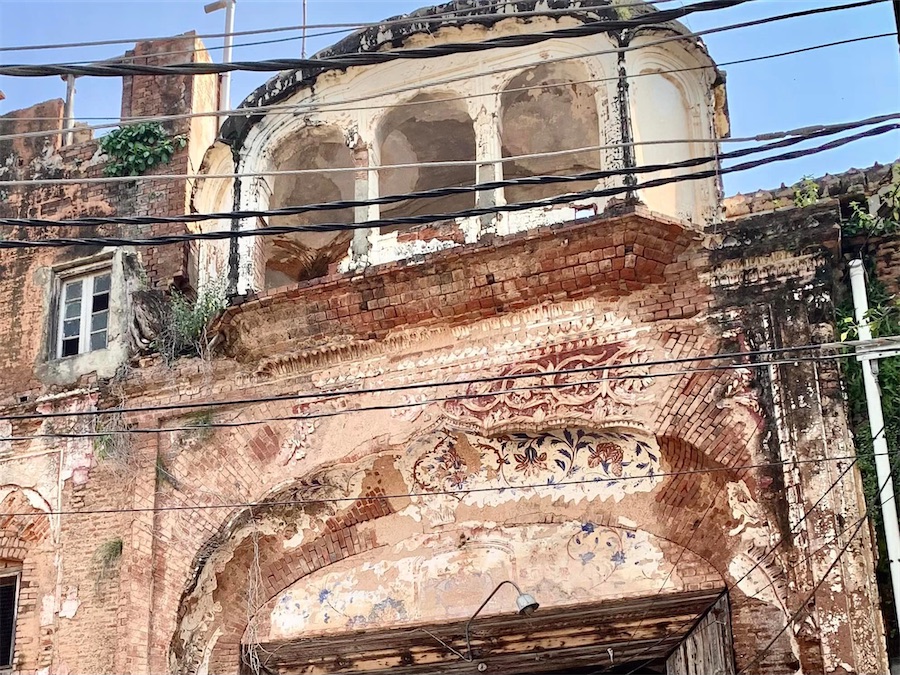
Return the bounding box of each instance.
[171,425,796,675]
[650,436,802,672]
[0,487,54,673]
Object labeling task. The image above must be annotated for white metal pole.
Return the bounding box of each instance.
[849,258,900,637]
[220,0,235,129]
[62,74,76,146]
[301,0,308,58]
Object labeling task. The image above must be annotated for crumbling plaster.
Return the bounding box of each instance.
[194,13,723,293]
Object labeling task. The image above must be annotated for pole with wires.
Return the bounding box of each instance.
[204,0,236,129]
[61,74,76,146]
[849,258,900,649]
[301,0,308,58]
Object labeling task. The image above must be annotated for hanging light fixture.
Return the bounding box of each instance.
[463,581,540,660]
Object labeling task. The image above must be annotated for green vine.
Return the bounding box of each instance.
[842,183,900,237]
[99,122,186,178]
[838,269,900,649]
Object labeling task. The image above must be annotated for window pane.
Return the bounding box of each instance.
[62,338,79,357]
[92,293,109,313]
[64,280,82,301]
[64,300,81,319]
[93,274,111,294]
[0,576,14,668]
[91,311,108,332]
[90,331,108,352]
[63,319,80,338]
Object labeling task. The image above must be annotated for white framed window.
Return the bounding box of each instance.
[0,572,19,669]
[57,270,111,358]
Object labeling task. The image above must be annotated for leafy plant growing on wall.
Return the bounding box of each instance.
[842,183,900,237]
[99,122,186,178]
[793,175,820,207]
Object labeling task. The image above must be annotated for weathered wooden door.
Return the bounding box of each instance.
[666,594,735,675]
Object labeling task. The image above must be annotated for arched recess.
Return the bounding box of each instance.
[265,125,356,287]
[627,41,720,225]
[0,487,54,674]
[499,61,603,204]
[630,70,698,221]
[376,93,477,230]
[168,424,799,675]
[191,141,235,288]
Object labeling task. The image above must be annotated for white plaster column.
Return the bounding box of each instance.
[350,141,374,263]
[236,175,271,293]
[472,96,505,237]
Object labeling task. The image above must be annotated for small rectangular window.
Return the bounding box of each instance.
[0,573,19,668]
[57,270,111,359]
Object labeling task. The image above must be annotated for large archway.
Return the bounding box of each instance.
[168,423,790,675]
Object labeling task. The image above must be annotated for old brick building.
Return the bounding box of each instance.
[0,1,898,673]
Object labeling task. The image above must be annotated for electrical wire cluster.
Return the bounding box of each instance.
[0,0,897,671]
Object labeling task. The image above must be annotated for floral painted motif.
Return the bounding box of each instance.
[512,442,548,476]
[408,427,661,503]
[267,522,679,641]
[587,442,624,475]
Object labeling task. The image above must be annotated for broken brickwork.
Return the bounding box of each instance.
[0,2,896,674]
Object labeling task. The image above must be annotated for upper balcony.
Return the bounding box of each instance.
[193,0,729,294]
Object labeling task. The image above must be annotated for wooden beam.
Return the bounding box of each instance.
[249,588,724,675]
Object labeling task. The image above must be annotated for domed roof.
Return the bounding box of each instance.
[229,0,700,130]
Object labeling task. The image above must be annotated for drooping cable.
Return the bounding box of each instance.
[0,449,896,519]
[4,334,896,423]
[0,0,685,54]
[2,32,889,130]
[0,0,752,78]
[0,0,886,142]
[0,353,853,442]
[0,121,895,247]
[3,97,895,189]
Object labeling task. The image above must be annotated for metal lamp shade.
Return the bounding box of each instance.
[516,593,539,615]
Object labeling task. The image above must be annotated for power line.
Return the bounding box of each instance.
[616,449,871,673]
[735,466,899,673]
[622,465,729,660]
[49,1,691,66]
[3,71,893,188]
[5,334,895,423]
[1,450,897,519]
[0,114,835,221]
[0,122,896,246]
[2,31,888,130]
[616,399,884,673]
[0,0,683,54]
[0,0,882,141]
[618,443,897,673]
[0,353,854,442]
[0,0,750,78]
[737,516,869,674]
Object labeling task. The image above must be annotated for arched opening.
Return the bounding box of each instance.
[265,125,356,288]
[499,62,602,205]
[376,94,477,231]
[631,71,697,222]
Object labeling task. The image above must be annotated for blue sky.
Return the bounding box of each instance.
[0,0,897,195]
